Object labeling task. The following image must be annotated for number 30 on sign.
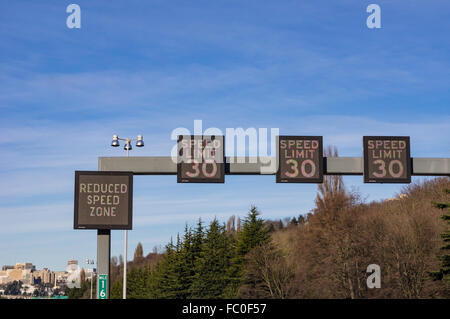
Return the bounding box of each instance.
[177,135,225,183]
[363,136,411,183]
[276,136,323,183]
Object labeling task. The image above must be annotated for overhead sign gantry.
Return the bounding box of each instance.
[75,134,450,299]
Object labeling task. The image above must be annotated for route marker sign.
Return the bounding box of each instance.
[277,136,323,183]
[363,136,411,183]
[98,274,108,299]
[177,135,225,183]
[74,171,133,229]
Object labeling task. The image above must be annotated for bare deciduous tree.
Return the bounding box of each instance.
[240,243,295,298]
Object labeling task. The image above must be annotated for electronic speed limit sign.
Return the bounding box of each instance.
[177,135,225,183]
[363,136,411,183]
[276,136,323,183]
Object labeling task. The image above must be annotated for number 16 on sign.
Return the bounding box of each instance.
[98,274,108,299]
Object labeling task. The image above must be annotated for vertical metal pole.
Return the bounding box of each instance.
[97,229,110,299]
[123,230,127,299]
[123,145,129,299]
[90,270,93,299]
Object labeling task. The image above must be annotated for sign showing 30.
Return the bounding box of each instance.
[277,136,323,183]
[177,135,225,183]
[372,159,404,178]
[363,136,411,183]
[284,159,317,178]
[185,159,218,178]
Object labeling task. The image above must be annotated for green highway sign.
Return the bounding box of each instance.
[98,274,108,299]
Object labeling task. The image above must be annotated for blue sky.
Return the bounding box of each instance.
[0,0,449,271]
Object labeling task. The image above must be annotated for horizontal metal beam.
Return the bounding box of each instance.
[99,156,177,175]
[412,158,450,176]
[98,157,450,176]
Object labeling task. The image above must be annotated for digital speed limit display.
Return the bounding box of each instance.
[276,136,323,183]
[177,135,225,183]
[363,136,411,183]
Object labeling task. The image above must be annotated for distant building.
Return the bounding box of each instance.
[40,268,55,285]
[14,263,35,271]
[54,271,68,289]
[67,260,78,267]
[0,263,54,285]
[2,265,14,271]
[1,263,37,285]
[84,268,96,279]
[386,193,408,202]
[0,271,12,284]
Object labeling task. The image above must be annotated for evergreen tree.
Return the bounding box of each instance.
[134,242,144,261]
[179,219,204,299]
[290,217,298,226]
[64,280,90,299]
[166,235,185,298]
[178,225,195,298]
[190,219,233,298]
[226,206,270,297]
[127,266,151,298]
[143,210,271,299]
[277,219,283,230]
[192,219,204,259]
[148,236,186,298]
[236,206,270,256]
[297,214,306,225]
[430,189,450,287]
[110,279,122,299]
[111,267,151,299]
[148,238,175,298]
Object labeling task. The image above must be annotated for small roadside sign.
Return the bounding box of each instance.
[98,274,108,299]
